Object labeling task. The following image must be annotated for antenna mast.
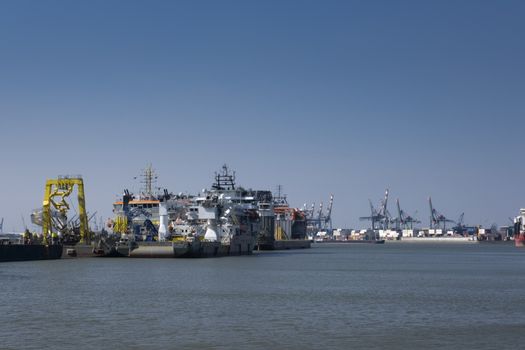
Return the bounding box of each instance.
[140,164,158,198]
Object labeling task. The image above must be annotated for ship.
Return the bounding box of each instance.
[0,232,62,262]
[514,209,525,247]
[98,165,261,258]
[256,186,311,250]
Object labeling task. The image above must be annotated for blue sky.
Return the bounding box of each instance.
[1,0,524,231]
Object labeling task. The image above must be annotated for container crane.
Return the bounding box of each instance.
[324,194,334,232]
[393,199,420,230]
[428,197,455,230]
[452,212,466,234]
[360,200,380,230]
[305,195,334,233]
[360,189,391,230]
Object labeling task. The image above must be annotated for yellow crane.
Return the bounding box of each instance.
[42,176,90,244]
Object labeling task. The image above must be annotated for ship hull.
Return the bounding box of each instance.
[98,236,256,258]
[62,244,98,258]
[515,233,525,247]
[257,239,311,250]
[173,241,242,258]
[129,242,175,258]
[0,244,63,262]
[173,235,255,258]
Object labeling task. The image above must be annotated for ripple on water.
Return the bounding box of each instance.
[1,243,525,349]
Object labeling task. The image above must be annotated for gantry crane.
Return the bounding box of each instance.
[360,189,391,230]
[393,198,420,230]
[305,194,334,233]
[324,194,334,232]
[428,197,455,230]
[42,176,89,243]
[452,212,466,234]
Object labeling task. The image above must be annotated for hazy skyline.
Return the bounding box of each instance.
[1,0,524,231]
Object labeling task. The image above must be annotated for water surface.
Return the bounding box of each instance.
[1,242,524,349]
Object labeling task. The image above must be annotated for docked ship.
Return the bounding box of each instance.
[98,165,261,258]
[514,209,525,247]
[256,186,311,250]
[0,231,62,262]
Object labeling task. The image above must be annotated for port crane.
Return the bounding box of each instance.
[360,189,391,230]
[302,202,315,220]
[37,176,90,244]
[359,200,381,230]
[317,201,323,227]
[305,194,334,233]
[452,212,466,234]
[392,199,420,230]
[324,194,334,232]
[428,197,455,230]
[0,218,3,232]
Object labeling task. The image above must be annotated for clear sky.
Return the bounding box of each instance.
[1,0,524,231]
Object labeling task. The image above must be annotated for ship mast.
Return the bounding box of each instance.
[212,164,236,190]
[139,164,157,199]
[273,185,288,207]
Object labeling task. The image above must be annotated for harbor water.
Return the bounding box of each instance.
[1,242,524,349]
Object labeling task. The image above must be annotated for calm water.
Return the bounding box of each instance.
[1,242,524,350]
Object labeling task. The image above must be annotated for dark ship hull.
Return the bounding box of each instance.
[0,244,63,262]
[257,239,311,250]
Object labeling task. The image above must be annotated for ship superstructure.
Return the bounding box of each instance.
[514,208,525,247]
[166,165,261,256]
[273,186,307,240]
[102,165,263,257]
